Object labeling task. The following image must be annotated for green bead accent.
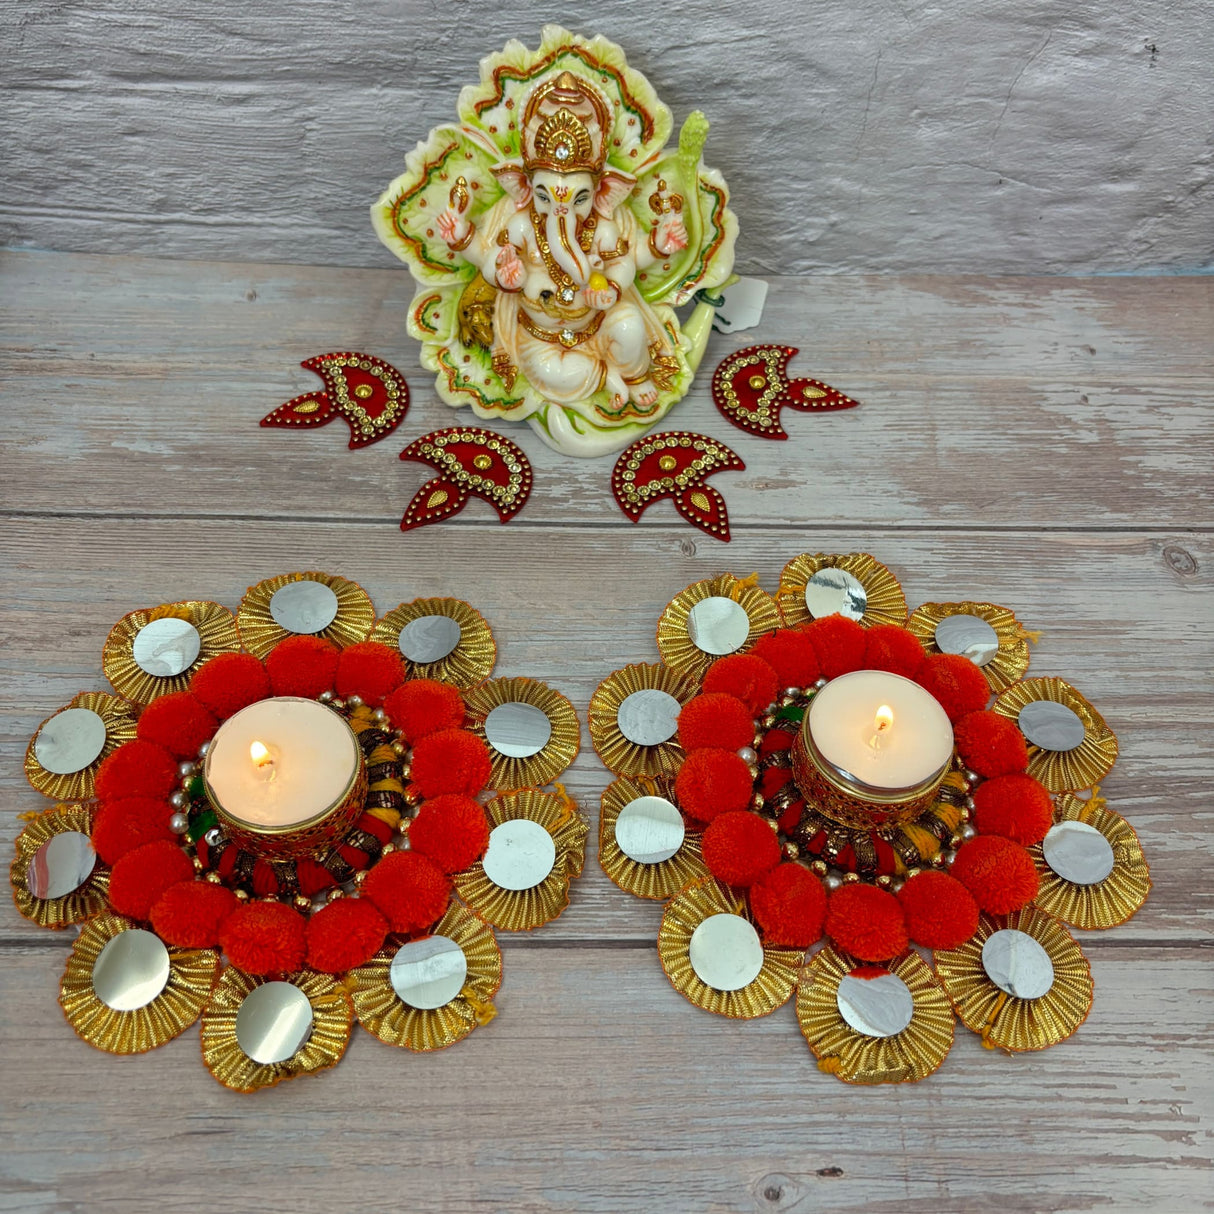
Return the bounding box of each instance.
[775,705,805,723]
[187,808,217,843]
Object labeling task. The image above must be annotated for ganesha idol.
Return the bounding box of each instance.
[372,27,737,456]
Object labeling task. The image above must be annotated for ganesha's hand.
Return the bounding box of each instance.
[653,213,689,255]
[436,207,472,250]
[585,285,618,311]
[495,243,525,291]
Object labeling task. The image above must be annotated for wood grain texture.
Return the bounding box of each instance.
[0,252,1211,1212]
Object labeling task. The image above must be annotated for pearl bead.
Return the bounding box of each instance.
[319,690,334,703]
[204,827,224,847]
[823,873,843,891]
[373,708,388,724]
[169,812,189,834]
[941,849,957,866]
[736,746,758,764]
[814,677,828,690]
[178,761,197,779]
[784,687,802,698]
[959,823,977,840]
[197,740,210,759]
[169,790,188,809]
[346,695,364,709]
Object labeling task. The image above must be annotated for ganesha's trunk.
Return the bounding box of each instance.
[547,213,590,286]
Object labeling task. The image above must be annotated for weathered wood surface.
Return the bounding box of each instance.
[1,252,1211,1212]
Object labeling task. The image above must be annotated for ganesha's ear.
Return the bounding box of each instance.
[491,162,532,208]
[594,170,637,217]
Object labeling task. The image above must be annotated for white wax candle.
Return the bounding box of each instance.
[204,697,359,829]
[807,671,953,791]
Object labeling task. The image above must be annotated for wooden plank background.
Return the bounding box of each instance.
[1,250,1211,1212]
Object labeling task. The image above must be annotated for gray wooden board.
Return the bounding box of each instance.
[0,252,1211,1211]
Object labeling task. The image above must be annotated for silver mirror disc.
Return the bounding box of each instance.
[836,970,915,1038]
[934,614,1000,666]
[981,929,1054,1000]
[26,831,97,900]
[617,689,681,747]
[1043,820,1115,885]
[1018,699,1086,751]
[389,935,468,1009]
[614,796,685,864]
[482,818,556,891]
[484,702,552,758]
[687,597,750,655]
[92,929,171,1011]
[398,614,462,663]
[804,568,867,621]
[132,617,201,678]
[34,708,108,774]
[688,913,764,991]
[235,981,314,1064]
[269,580,339,634]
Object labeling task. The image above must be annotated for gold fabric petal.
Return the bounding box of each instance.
[599,775,707,900]
[904,600,1032,693]
[236,571,375,659]
[587,663,696,778]
[656,573,780,682]
[24,692,139,802]
[370,596,496,688]
[11,803,109,928]
[776,552,907,629]
[464,677,580,791]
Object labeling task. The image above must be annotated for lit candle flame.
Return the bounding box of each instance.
[868,705,894,753]
[249,740,273,768]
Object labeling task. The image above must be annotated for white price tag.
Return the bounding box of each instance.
[710,277,768,334]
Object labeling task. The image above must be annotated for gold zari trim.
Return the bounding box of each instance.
[905,601,1032,693]
[776,552,907,630]
[599,775,707,900]
[587,663,696,778]
[236,571,375,659]
[370,596,496,688]
[24,692,138,802]
[464,677,580,790]
[11,803,109,928]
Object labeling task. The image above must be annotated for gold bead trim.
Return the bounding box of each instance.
[776,552,907,630]
[370,596,496,689]
[24,691,139,802]
[464,676,580,791]
[656,573,780,682]
[904,600,1033,693]
[236,571,375,659]
[11,803,109,928]
[587,662,696,778]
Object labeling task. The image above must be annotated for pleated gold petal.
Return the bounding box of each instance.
[656,573,781,682]
[59,913,220,1054]
[992,677,1119,792]
[935,908,1093,1052]
[199,968,353,1092]
[904,601,1032,693]
[464,677,580,791]
[599,775,708,900]
[24,692,140,801]
[369,597,496,689]
[236,571,375,659]
[776,552,907,629]
[587,663,697,778]
[349,901,503,1051]
[796,945,955,1084]
[102,600,240,704]
[452,789,588,930]
[1030,792,1151,929]
[11,803,109,928]
[658,878,802,1018]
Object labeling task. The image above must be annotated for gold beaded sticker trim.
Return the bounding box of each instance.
[934,909,1093,1052]
[350,902,502,1051]
[236,571,375,659]
[776,552,907,629]
[658,878,802,1019]
[200,968,353,1093]
[60,913,220,1054]
[464,677,581,791]
[992,677,1118,793]
[1030,792,1151,930]
[370,596,496,688]
[796,945,955,1084]
[101,600,240,704]
[905,601,1033,693]
[24,691,139,802]
[656,573,780,682]
[599,775,707,900]
[588,663,697,778]
[11,803,109,929]
[453,789,588,931]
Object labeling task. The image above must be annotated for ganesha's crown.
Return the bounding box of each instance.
[521,71,610,175]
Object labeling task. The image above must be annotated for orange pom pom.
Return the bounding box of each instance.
[951,835,1039,914]
[863,625,926,678]
[383,679,465,743]
[915,653,990,722]
[361,850,450,933]
[897,870,979,950]
[91,796,175,865]
[703,654,779,714]
[410,728,492,798]
[803,615,868,680]
[265,635,340,699]
[673,748,754,823]
[824,883,909,961]
[971,773,1054,845]
[701,811,781,887]
[219,900,308,975]
[750,629,821,688]
[409,794,490,873]
[108,839,194,920]
[335,640,405,707]
[150,880,238,948]
[136,692,217,759]
[954,710,1029,778]
[94,739,178,802]
[305,897,388,973]
[678,693,755,752]
[750,862,826,947]
[190,652,271,720]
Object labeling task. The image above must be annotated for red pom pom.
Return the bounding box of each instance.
[863,625,926,678]
[94,739,178,802]
[219,901,308,976]
[410,729,492,798]
[265,635,339,699]
[150,880,238,948]
[305,897,389,973]
[951,835,1040,914]
[296,859,338,897]
[954,710,1029,778]
[361,850,450,933]
[383,679,465,743]
[673,748,755,823]
[703,654,779,714]
[701,811,781,887]
[750,863,826,946]
[802,615,868,680]
[91,796,175,865]
[409,794,490,873]
[136,692,217,759]
[972,773,1054,845]
[824,883,909,961]
[678,693,756,753]
[916,653,990,723]
[108,839,194,920]
[335,641,405,707]
[897,870,979,950]
[189,652,271,720]
[749,629,821,689]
